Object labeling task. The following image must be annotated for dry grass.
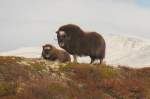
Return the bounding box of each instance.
[0,56,150,99]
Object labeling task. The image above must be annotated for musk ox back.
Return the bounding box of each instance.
[42,44,71,62]
[56,24,106,64]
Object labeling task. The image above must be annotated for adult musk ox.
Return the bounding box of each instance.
[42,44,71,62]
[56,24,106,64]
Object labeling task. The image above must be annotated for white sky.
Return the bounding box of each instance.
[0,0,150,51]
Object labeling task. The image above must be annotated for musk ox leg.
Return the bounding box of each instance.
[90,57,95,64]
[73,55,78,63]
[99,59,103,64]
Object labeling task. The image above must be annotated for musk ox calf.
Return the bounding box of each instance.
[42,44,71,62]
[56,24,106,64]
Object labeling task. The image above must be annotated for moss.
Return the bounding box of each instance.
[29,62,46,72]
[62,63,120,79]
[48,83,71,99]
[99,65,120,78]
[59,62,71,71]
[0,82,16,97]
[0,56,22,64]
[48,83,67,94]
[147,89,150,99]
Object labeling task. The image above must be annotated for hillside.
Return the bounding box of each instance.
[0,56,150,99]
[1,35,150,68]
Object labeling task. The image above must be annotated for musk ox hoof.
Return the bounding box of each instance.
[42,44,71,63]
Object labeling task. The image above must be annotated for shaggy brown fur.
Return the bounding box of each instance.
[42,44,71,62]
[56,24,106,64]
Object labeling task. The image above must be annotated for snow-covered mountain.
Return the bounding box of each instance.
[105,34,150,67]
[1,34,150,68]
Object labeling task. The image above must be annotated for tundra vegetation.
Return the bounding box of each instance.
[0,56,150,99]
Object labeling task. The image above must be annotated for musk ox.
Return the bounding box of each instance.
[55,24,106,64]
[42,44,71,62]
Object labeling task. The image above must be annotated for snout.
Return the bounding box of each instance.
[43,50,51,58]
[45,54,51,58]
[57,36,65,47]
[59,42,65,47]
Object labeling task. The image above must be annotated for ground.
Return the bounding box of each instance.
[0,56,150,99]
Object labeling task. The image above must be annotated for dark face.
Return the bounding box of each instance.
[56,30,70,48]
[42,45,52,59]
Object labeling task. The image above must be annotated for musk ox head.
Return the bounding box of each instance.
[42,44,53,59]
[56,30,70,48]
[56,24,83,48]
